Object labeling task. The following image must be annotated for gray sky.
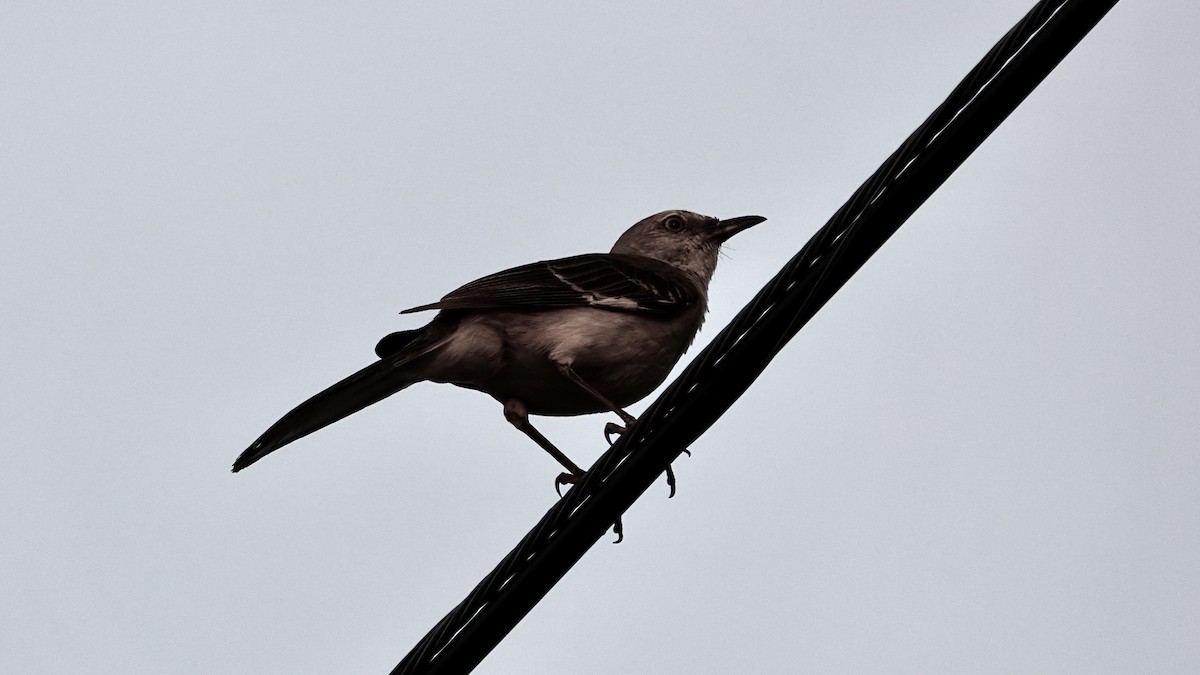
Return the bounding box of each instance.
[3,2,1198,673]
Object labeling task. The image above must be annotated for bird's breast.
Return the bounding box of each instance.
[461,307,705,416]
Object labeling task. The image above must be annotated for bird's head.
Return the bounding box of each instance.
[610,210,765,285]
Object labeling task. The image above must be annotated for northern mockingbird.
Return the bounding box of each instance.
[233,210,764,489]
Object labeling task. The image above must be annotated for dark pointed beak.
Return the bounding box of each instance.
[712,215,766,243]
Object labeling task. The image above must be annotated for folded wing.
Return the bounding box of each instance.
[401,253,700,315]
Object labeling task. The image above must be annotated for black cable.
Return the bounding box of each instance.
[391,1,1119,672]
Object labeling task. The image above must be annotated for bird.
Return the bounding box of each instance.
[233,209,764,490]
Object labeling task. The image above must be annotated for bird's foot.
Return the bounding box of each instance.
[555,469,586,497]
[664,448,693,497]
[604,422,627,445]
[553,469,622,540]
[604,422,692,499]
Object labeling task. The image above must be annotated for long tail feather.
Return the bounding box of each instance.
[233,355,421,472]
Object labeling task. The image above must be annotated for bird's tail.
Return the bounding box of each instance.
[232,329,443,472]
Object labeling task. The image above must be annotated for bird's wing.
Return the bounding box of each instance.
[401,253,700,315]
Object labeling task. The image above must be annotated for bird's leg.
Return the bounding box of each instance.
[502,398,623,540]
[557,363,684,498]
[503,398,585,495]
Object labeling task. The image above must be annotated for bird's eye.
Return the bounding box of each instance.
[663,216,685,232]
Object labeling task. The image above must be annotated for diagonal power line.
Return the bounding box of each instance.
[392,1,1119,672]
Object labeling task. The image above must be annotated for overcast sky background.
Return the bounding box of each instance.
[3,2,1199,673]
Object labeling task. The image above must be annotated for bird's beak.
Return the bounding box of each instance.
[712,215,766,243]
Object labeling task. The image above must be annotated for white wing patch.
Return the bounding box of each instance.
[549,264,649,310]
[548,266,588,294]
[589,295,641,310]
